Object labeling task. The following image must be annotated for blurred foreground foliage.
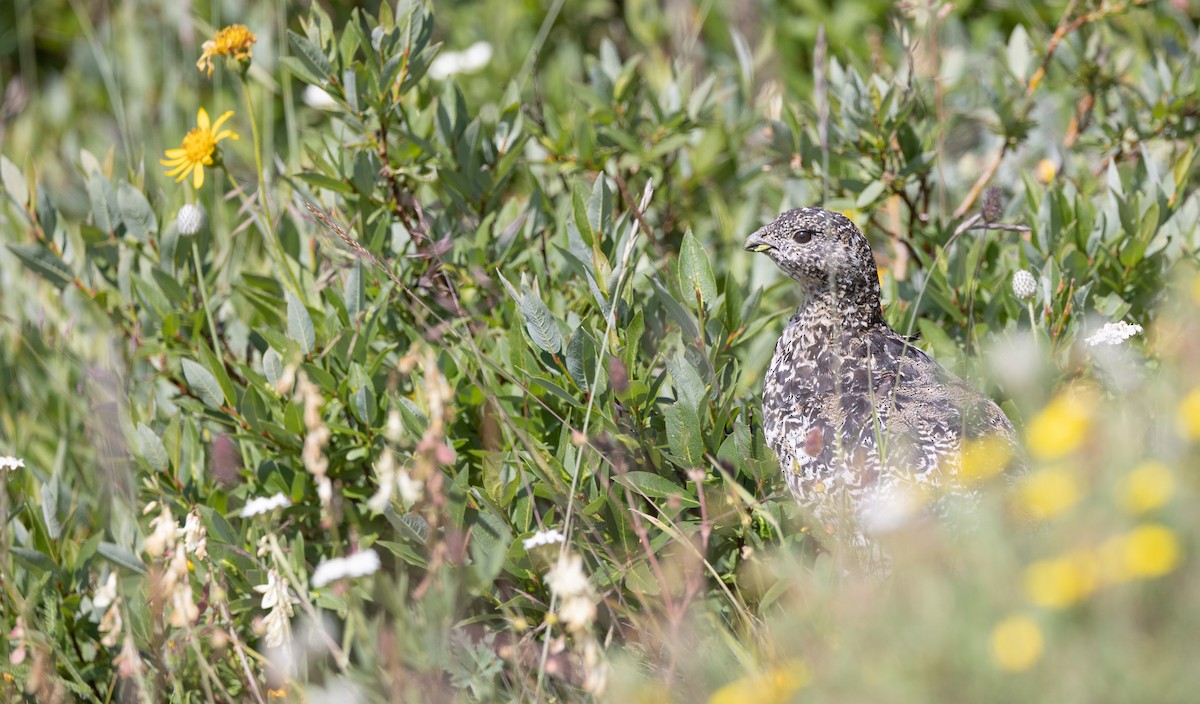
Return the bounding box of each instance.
[2,0,1200,702]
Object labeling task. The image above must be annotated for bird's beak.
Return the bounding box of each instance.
[744,229,775,253]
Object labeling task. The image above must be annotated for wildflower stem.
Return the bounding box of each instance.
[240,76,301,298]
[192,240,226,369]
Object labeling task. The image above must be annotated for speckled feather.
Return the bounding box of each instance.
[746,208,1020,553]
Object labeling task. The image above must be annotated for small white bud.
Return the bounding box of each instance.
[1011,269,1036,300]
[176,204,204,236]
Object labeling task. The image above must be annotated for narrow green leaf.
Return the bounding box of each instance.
[98,542,147,575]
[87,171,119,233]
[6,243,73,289]
[287,291,317,354]
[617,471,698,507]
[263,348,284,385]
[678,230,717,309]
[12,547,56,574]
[41,480,62,540]
[665,404,704,467]
[345,260,365,319]
[182,358,224,409]
[0,155,27,207]
[288,30,334,79]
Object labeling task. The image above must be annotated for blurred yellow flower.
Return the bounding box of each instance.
[990,615,1043,672]
[1025,390,1092,462]
[1176,387,1200,440]
[1121,524,1181,579]
[160,108,238,189]
[1034,159,1057,184]
[1018,466,1081,520]
[197,24,257,78]
[1116,461,1174,515]
[1024,552,1097,609]
[959,435,1013,484]
[708,660,808,704]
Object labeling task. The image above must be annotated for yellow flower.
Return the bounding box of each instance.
[1025,390,1092,462]
[1024,552,1097,609]
[267,687,287,699]
[1116,461,1174,515]
[1018,466,1081,520]
[959,435,1013,484]
[197,24,257,78]
[989,615,1044,672]
[708,660,808,704]
[1121,524,1181,579]
[161,108,238,189]
[1034,158,1056,184]
[1176,386,1200,440]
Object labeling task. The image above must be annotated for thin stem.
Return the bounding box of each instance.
[192,240,226,369]
[240,76,302,297]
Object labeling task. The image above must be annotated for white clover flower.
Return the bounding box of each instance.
[1011,270,1036,300]
[311,549,381,588]
[176,204,203,236]
[238,493,291,518]
[302,84,338,109]
[428,41,493,80]
[523,528,566,551]
[181,508,208,559]
[546,553,590,598]
[1086,321,1144,347]
[0,455,25,472]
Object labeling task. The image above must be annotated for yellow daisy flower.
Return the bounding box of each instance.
[161,108,238,189]
[196,24,257,78]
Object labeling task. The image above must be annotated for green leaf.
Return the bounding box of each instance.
[855,180,886,209]
[87,170,119,233]
[678,229,717,309]
[289,30,334,80]
[287,291,317,354]
[135,423,168,473]
[665,356,706,411]
[617,471,698,507]
[182,358,224,409]
[98,542,147,575]
[12,547,56,575]
[0,155,27,207]
[41,480,61,541]
[345,260,365,319]
[6,243,73,289]
[263,348,284,385]
[117,183,157,241]
[665,404,704,467]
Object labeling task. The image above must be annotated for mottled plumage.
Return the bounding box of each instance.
[746,208,1019,555]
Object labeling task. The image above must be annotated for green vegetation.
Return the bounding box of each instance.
[2,0,1199,701]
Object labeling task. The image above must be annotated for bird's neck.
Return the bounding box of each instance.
[791,284,885,338]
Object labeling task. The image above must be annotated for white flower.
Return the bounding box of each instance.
[311,549,381,588]
[144,505,177,557]
[1086,321,1144,347]
[181,508,207,559]
[557,594,597,632]
[1011,270,1036,300]
[546,553,590,598]
[523,528,566,551]
[176,204,203,236]
[0,455,25,472]
[254,570,297,648]
[94,572,118,610]
[302,84,338,109]
[396,469,424,505]
[238,493,291,518]
[428,41,493,80]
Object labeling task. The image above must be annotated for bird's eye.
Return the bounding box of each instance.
[792,230,814,244]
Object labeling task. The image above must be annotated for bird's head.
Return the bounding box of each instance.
[744,207,879,301]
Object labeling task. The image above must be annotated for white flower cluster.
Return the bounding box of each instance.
[546,553,597,633]
[239,493,291,518]
[523,528,565,551]
[0,455,25,471]
[1011,269,1037,300]
[428,41,493,80]
[176,204,203,236]
[311,549,381,588]
[255,569,298,648]
[1085,321,1144,347]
